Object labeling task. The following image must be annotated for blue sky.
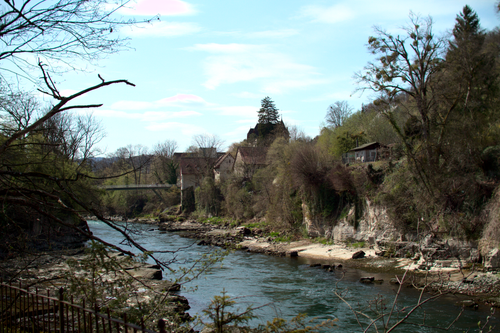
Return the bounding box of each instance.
[52,0,500,155]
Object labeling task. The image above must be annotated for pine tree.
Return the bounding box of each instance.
[258,96,280,124]
[445,5,495,121]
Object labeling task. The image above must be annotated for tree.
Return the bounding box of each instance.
[192,133,224,158]
[355,14,446,199]
[0,0,153,78]
[0,63,140,257]
[153,139,179,185]
[258,96,280,124]
[434,5,500,176]
[41,112,105,164]
[325,101,353,128]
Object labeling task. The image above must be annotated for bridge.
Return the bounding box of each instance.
[100,184,173,191]
[100,184,174,203]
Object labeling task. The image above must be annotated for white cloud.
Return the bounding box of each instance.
[188,43,263,53]
[212,106,258,117]
[118,0,196,16]
[87,109,201,121]
[145,122,205,135]
[247,29,300,38]
[300,1,474,26]
[263,78,330,95]
[120,21,201,37]
[190,43,322,92]
[110,94,209,110]
[217,29,299,39]
[301,4,355,24]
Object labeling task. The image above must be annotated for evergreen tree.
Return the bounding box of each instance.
[442,4,498,158]
[258,96,280,124]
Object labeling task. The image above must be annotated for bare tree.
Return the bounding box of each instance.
[42,112,105,164]
[0,90,39,133]
[325,101,353,128]
[355,14,444,171]
[287,123,311,142]
[125,144,150,185]
[192,133,224,158]
[0,63,144,257]
[153,139,179,184]
[0,0,155,79]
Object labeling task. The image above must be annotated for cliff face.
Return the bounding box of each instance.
[303,198,497,268]
[304,198,399,244]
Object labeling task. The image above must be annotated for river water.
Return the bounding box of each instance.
[88,221,498,332]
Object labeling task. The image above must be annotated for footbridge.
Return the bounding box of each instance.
[100,184,174,202]
[100,184,173,191]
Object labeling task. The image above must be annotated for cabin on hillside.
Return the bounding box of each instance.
[214,152,235,184]
[234,146,268,179]
[343,142,383,164]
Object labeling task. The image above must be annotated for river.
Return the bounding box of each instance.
[88,220,498,332]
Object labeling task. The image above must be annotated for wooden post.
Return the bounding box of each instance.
[59,287,64,333]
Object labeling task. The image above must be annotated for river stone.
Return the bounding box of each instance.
[484,248,500,270]
[352,250,365,259]
[236,226,251,235]
[360,276,375,283]
[390,278,401,285]
[128,268,162,280]
[456,299,479,309]
[286,250,298,257]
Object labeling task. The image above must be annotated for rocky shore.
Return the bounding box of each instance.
[0,247,191,323]
[154,219,500,307]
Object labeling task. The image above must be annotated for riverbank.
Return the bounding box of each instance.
[0,247,191,325]
[154,219,500,307]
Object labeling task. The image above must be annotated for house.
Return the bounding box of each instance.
[179,157,216,190]
[343,142,383,164]
[233,146,268,178]
[213,152,235,184]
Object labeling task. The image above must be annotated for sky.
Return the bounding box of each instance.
[41,0,500,155]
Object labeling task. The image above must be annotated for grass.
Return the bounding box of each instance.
[347,241,366,248]
[312,237,334,245]
[244,221,268,229]
[274,235,292,243]
[199,216,240,227]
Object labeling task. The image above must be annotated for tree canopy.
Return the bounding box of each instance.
[0,0,152,79]
[258,96,280,124]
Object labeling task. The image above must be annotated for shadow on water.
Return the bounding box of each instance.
[88,221,498,332]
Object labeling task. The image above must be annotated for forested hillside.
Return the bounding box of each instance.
[97,6,500,257]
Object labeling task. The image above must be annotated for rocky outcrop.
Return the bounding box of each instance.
[331,198,399,244]
[484,248,500,270]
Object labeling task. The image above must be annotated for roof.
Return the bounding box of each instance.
[349,142,381,152]
[179,157,216,175]
[213,152,234,169]
[236,147,268,165]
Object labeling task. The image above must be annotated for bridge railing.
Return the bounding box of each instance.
[100,184,173,190]
[0,282,167,333]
